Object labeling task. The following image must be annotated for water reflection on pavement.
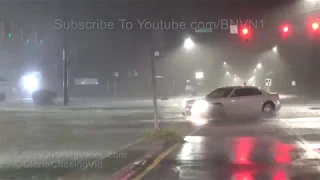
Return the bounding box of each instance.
[142,118,320,180]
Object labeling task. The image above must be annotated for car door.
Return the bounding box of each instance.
[218,89,236,115]
[205,87,235,114]
[247,88,265,113]
[229,88,257,115]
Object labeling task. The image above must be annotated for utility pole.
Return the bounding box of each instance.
[151,51,159,129]
[62,0,69,105]
[114,81,117,96]
[172,59,176,96]
[150,30,163,129]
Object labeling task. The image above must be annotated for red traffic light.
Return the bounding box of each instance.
[280,24,291,39]
[239,27,251,41]
[280,24,291,33]
[307,19,320,37]
[312,22,319,31]
[242,28,249,35]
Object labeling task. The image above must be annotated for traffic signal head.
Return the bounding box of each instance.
[242,27,249,35]
[239,27,251,42]
[283,26,289,33]
[312,22,319,31]
[308,20,320,37]
[280,24,291,39]
[34,31,43,44]
[1,22,11,38]
[20,30,30,43]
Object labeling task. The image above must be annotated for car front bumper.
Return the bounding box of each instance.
[184,105,224,121]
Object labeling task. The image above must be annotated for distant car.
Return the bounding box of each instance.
[32,90,57,105]
[182,86,281,120]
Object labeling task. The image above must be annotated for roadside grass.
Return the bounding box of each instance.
[143,128,184,145]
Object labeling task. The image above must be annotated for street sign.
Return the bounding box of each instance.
[195,28,213,33]
[265,79,272,86]
[292,81,296,86]
[230,25,238,34]
[114,72,119,77]
[154,51,160,57]
[75,78,98,85]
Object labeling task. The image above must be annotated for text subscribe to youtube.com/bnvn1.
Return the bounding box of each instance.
[54,19,265,31]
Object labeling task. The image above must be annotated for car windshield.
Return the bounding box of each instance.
[206,87,234,98]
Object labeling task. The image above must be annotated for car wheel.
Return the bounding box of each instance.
[262,103,275,112]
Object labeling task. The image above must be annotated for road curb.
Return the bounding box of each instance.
[109,127,199,180]
[109,142,171,180]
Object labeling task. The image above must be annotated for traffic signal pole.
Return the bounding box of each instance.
[62,0,69,105]
[311,37,319,96]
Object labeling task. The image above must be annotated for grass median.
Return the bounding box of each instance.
[143,128,184,145]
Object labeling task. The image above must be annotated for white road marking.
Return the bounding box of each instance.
[278,116,320,159]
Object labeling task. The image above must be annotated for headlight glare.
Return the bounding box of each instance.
[191,100,209,114]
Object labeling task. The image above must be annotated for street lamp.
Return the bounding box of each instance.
[195,71,204,79]
[248,75,255,81]
[184,37,194,50]
[257,63,262,69]
[272,46,277,52]
[225,71,230,76]
[223,62,227,66]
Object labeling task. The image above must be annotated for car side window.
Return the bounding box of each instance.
[250,88,262,95]
[231,88,251,97]
[207,88,234,99]
[231,88,261,97]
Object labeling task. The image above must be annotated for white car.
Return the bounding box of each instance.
[183,86,281,120]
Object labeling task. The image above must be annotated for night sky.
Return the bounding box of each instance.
[1,0,319,96]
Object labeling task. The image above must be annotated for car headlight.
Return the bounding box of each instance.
[21,72,41,94]
[181,100,187,108]
[191,100,210,114]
